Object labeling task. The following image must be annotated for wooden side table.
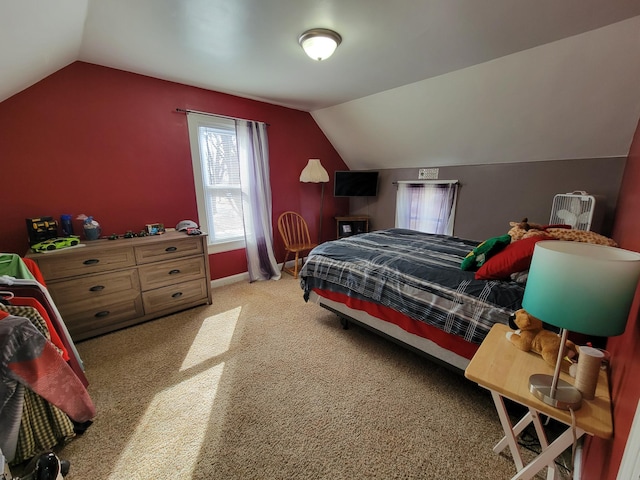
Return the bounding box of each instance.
[465,323,612,480]
[335,216,369,239]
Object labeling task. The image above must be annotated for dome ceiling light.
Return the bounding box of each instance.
[298,28,342,61]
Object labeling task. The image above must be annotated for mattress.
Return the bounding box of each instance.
[300,229,525,353]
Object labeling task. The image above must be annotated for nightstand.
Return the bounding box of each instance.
[465,323,612,480]
[335,215,369,239]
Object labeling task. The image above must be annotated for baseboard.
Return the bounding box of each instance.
[210,262,291,289]
[211,272,249,288]
[573,437,583,479]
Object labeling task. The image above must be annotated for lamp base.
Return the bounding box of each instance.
[529,374,582,410]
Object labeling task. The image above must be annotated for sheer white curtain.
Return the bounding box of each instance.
[235,120,281,281]
[395,181,459,235]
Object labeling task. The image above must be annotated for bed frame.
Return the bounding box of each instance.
[308,290,470,372]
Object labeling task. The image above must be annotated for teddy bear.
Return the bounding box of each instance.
[505,309,578,367]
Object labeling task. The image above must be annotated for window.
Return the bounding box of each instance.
[187,114,245,252]
[395,181,459,235]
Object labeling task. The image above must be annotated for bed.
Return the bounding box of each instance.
[299,228,526,371]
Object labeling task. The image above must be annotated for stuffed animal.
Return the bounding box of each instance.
[460,234,511,270]
[505,309,578,367]
[507,217,617,247]
[531,227,617,247]
[507,218,568,242]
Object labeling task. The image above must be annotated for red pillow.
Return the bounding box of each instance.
[475,235,554,280]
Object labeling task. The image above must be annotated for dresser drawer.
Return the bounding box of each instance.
[138,256,206,290]
[36,246,136,280]
[135,237,203,264]
[61,293,144,337]
[48,269,140,307]
[142,278,209,314]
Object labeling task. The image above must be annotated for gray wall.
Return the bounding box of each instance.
[347,157,626,242]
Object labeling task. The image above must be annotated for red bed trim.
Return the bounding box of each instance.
[312,288,478,360]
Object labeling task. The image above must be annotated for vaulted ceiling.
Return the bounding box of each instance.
[3,0,640,169]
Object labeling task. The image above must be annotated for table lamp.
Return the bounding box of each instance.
[521,240,640,410]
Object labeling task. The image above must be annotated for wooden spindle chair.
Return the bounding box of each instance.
[277,211,317,278]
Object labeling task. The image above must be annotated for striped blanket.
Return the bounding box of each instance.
[300,229,524,344]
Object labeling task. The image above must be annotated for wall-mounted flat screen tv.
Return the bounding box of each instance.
[334,171,379,197]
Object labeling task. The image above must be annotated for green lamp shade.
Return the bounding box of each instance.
[522,241,640,337]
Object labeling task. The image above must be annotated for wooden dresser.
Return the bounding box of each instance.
[26,231,212,341]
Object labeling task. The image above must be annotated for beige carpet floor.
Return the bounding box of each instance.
[47,275,570,479]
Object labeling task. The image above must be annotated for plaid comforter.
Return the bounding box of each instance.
[300,229,524,344]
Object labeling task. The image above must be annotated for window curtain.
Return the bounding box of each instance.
[235,120,281,281]
[395,182,459,235]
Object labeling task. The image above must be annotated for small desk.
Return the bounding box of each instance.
[465,324,612,480]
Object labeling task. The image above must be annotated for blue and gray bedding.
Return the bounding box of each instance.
[300,228,524,344]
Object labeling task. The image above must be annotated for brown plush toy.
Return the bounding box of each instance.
[505,309,578,367]
[507,218,547,242]
[507,217,617,246]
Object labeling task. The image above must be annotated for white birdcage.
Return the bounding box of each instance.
[549,191,604,232]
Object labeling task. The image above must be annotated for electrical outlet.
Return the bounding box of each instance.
[418,168,439,180]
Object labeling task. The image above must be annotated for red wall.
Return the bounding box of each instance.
[582,117,640,479]
[0,62,348,279]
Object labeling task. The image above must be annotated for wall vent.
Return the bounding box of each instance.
[418,168,439,180]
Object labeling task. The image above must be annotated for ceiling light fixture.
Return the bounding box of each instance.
[298,28,342,61]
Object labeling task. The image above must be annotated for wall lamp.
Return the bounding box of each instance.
[298,28,342,61]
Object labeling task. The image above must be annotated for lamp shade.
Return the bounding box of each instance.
[522,241,640,337]
[300,159,329,183]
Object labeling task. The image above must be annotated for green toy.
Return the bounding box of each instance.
[460,234,511,271]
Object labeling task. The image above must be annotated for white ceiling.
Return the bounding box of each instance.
[2,0,640,169]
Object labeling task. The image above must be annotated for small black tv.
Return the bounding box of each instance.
[334,171,379,197]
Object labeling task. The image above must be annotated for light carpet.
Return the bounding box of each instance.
[51,275,568,479]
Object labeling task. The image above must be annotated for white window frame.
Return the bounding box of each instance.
[187,113,246,254]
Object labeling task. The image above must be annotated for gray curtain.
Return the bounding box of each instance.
[235,120,281,281]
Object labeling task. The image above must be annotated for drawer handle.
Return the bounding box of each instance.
[95,310,110,318]
[89,285,105,292]
[83,259,100,265]
[171,292,183,299]
[165,246,178,252]
[169,269,181,275]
